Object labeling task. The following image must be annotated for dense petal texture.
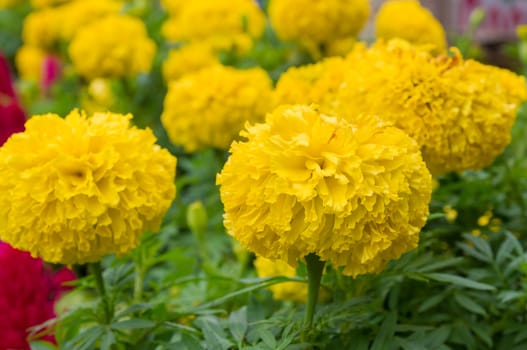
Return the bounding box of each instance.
[0,242,75,350]
[162,43,220,82]
[68,15,155,79]
[217,105,432,277]
[161,64,273,152]
[0,110,177,264]
[375,0,447,53]
[268,0,369,48]
[337,39,527,175]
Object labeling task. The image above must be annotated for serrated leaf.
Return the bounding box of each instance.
[454,294,487,316]
[426,273,496,291]
[111,319,155,330]
[258,329,277,349]
[196,317,233,350]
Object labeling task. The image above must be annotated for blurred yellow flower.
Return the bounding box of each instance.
[80,78,115,114]
[160,0,183,16]
[443,205,457,223]
[217,105,432,277]
[268,0,369,51]
[68,15,156,79]
[162,43,220,82]
[15,45,46,81]
[274,56,348,110]
[375,0,447,53]
[254,256,307,303]
[161,64,273,152]
[162,0,265,53]
[22,7,61,50]
[0,0,23,7]
[30,0,70,8]
[477,210,493,227]
[0,110,177,264]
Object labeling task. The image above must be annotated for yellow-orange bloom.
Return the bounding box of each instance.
[161,64,273,152]
[162,43,220,82]
[217,105,432,277]
[375,0,447,53]
[0,110,177,264]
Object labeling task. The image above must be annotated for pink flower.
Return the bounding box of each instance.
[0,242,75,350]
[0,51,26,147]
[40,55,61,96]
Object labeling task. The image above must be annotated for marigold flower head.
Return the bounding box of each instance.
[68,15,156,79]
[0,110,177,264]
[274,56,349,110]
[161,64,273,152]
[162,43,220,82]
[22,8,61,50]
[337,39,527,175]
[30,0,71,8]
[162,0,265,51]
[375,0,447,53]
[217,105,432,277]
[254,256,307,303]
[0,242,75,349]
[268,0,370,49]
[161,0,184,15]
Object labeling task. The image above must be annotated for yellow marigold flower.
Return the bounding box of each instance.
[375,0,447,53]
[161,64,273,152]
[22,8,61,50]
[477,210,493,227]
[217,105,432,277]
[274,56,349,110]
[80,78,115,114]
[59,0,123,41]
[68,15,156,79]
[15,45,46,81]
[161,0,183,15]
[162,43,220,82]
[0,110,177,264]
[337,39,527,175]
[268,0,369,49]
[162,0,265,46]
[254,256,307,303]
[324,37,358,57]
[517,25,527,41]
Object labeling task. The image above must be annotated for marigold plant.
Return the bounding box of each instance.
[162,43,220,82]
[161,64,273,152]
[68,15,156,79]
[375,0,447,53]
[0,110,177,264]
[217,104,432,277]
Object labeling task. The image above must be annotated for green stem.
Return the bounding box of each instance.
[89,261,112,324]
[134,265,144,303]
[302,253,326,341]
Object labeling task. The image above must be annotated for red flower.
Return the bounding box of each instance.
[0,242,75,350]
[0,51,26,147]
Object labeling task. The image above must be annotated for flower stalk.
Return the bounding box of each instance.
[89,261,112,324]
[302,253,325,341]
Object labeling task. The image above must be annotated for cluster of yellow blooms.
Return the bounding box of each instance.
[375,0,447,53]
[162,0,265,54]
[0,111,177,264]
[69,15,156,79]
[218,105,432,277]
[268,0,370,57]
[161,64,273,152]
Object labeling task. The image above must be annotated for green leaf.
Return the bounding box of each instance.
[61,326,104,350]
[195,317,234,350]
[100,330,116,350]
[424,325,451,348]
[258,329,277,349]
[228,307,248,346]
[454,293,487,316]
[417,293,448,313]
[371,313,397,350]
[30,341,57,350]
[111,319,156,330]
[396,337,426,350]
[426,273,496,291]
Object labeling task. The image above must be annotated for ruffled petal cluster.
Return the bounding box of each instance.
[68,14,155,79]
[375,0,447,53]
[161,64,273,152]
[217,105,432,277]
[337,39,527,175]
[162,43,220,82]
[273,56,349,110]
[254,256,307,303]
[268,0,369,49]
[0,242,75,350]
[162,0,265,53]
[0,110,177,264]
